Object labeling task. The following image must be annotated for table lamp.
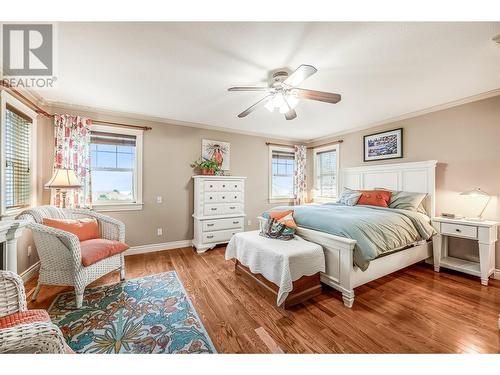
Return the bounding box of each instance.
[45,168,82,208]
[459,187,491,221]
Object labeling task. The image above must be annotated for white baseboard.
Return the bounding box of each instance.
[125,240,193,256]
[494,269,500,280]
[19,261,40,282]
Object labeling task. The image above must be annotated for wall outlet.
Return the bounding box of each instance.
[156,196,163,204]
[157,228,163,236]
[247,219,252,226]
[27,245,32,257]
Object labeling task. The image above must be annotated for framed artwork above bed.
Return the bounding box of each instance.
[363,128,403,162]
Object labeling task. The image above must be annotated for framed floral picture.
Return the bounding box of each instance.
[202,139,230,170]
[363,128,403,162]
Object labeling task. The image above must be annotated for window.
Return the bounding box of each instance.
[90,124,143,211]
[269,146,295,202]
[0,91,37,216]
[313,144,339,201]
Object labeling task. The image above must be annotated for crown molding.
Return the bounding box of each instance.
[46,100,306,142]
[306,88,500,144]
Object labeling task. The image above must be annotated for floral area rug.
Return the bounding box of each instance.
[48,272,217,354]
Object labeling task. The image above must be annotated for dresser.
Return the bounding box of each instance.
[192,175,246,253]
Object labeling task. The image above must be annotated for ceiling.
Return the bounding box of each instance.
[36,22,500,141]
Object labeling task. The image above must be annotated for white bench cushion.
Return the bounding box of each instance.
[225,230,325,306]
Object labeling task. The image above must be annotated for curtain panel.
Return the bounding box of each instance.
[294,145,307,205]
[52,114,92,208]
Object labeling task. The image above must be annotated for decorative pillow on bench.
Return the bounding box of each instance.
[261,210,297,241]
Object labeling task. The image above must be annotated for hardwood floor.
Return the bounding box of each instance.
[26,246,500,353]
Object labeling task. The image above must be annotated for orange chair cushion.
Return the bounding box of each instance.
[43,218,100,242]
[80,238,129,267]
[356,190,392,208]
[0,309,50,329]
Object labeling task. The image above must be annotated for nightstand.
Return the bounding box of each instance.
[432,217,498,285]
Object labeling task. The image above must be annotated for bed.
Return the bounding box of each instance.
[259,160,438,308]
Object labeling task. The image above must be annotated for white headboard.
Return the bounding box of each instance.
[342,160,437,217]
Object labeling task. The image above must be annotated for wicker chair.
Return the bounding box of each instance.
[0,270,67,353]
[17,206,126,308]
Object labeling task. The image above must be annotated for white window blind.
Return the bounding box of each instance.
[315,148,337,198]
[90,131,137,203]
[4,105,32,210]
[271,149,295,199]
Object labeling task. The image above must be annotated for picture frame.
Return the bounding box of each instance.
[363,128,403,162]
[202,139,230,170]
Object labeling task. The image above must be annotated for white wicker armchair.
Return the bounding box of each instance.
[17,206,126,308]
[0,271,67,353]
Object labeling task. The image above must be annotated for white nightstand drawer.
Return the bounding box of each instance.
[202,217,244,232]
[204,192,243,203]
[441,222,477,239]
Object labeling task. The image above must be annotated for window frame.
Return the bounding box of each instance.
[268,145,295,204]
[90,124,143,212]
[312,143,340,203]
[0,91,38,217]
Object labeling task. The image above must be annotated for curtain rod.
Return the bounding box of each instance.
[265,139,343,149]
[0,81,152,131]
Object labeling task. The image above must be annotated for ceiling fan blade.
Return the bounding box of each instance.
[294,88,341,104]
[283,65,317,87]
[228,86,271,92]
[284,109,297,120]
[237,95,272,118]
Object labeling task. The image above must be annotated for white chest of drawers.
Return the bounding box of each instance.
[192,175,246,253]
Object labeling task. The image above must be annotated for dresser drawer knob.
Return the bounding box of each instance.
[234,196,237,199]
[455,228,461,232]
[207,223,214,227]
[222,184,226,188]
[229,206,236,209]
[232,221,239,224]
[222,196,225,199]
[209,197,213,200]
[211,208,217,211]
[207,235,214,239]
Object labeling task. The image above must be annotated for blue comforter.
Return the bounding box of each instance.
[264,203,436,271]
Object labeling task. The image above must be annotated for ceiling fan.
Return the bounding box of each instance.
[228,64,341,121]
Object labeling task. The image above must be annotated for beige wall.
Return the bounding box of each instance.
[45,106,292,248]
[309,95,500,265]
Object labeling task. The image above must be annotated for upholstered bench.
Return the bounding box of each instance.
[225,230,325,308]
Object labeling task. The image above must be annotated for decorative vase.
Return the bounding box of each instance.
[201,168,215,175]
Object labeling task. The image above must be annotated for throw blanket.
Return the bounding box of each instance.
[264,203,436,271]
[225,231,325,306]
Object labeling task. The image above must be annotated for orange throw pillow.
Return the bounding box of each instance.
[80,239,129,267]
[43,218,100,242]
[356,190,392,208]
[268,209,297,229]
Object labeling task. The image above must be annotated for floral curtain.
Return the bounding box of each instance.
[294,145,307,205]
[52,114,92,208]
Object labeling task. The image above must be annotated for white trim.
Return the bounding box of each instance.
[19,261,40,283]
[0,91,38,216]
[494,269,500,280]
[93,202,144,212]
[90,123,143,209]
[312,143,340,202]
[268,144,295,202]
[125,240,193,256]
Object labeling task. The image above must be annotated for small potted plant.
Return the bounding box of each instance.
[191,158,220,175]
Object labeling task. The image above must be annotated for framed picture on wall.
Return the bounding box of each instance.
[202,139,230,170]
[363,128,403,162]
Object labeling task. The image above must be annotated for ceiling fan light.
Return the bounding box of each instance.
[265,99,275,112]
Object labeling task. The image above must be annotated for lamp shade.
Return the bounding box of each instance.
[459,188,489,197]
[45,168,82,189]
